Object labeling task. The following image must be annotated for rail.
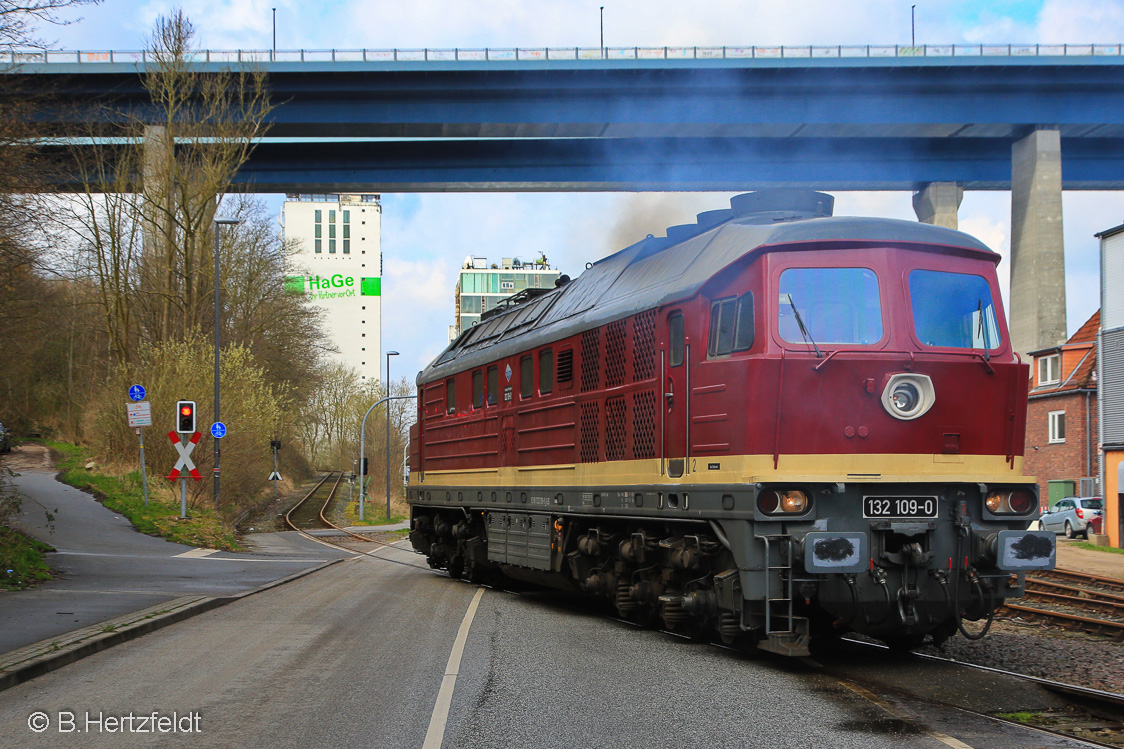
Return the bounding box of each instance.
[7,43,1124,66]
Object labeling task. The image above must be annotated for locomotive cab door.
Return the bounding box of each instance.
[664,311,689,478]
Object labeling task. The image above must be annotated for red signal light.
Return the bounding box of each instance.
[1008,490,1034,514]
[176,400,196,433]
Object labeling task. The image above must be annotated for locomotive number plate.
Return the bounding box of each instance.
[862,495,938,519]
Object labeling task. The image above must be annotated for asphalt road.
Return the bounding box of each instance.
[2,464,349,654]
[0,541,1092,748]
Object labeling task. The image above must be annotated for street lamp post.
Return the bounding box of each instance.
[385,350,399,520]
[213,216,241,511]
[600,6,604,58]
[359,393,415,521]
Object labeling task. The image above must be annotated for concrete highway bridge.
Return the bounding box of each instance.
[7,43,1124,353]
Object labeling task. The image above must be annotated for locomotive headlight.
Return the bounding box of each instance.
[891,382,920,412]
[780,490,808,513]
[757,489,809,515]
[880,373,935,421]
[985,490,1036,515]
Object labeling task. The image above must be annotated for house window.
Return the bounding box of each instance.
[1048,410,1066,444]
[1039,354,1060,385]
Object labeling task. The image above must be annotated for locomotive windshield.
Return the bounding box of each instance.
[909,270,1001,350]
[778,268,883,345]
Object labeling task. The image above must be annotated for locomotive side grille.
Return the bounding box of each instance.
[632,389,657,459]
[606,320,627,388]
[580,401,601,463]
[581,329,601,392]
[632,309,656,382]
[557,347,574,383]
[605,396,627,461]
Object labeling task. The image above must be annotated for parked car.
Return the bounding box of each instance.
[0,422,11,454]
[1038,497,1104,539]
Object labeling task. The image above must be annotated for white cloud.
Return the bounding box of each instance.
[1037,0,1124,42]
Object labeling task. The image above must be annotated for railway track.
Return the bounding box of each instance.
[831,635,1124,748]
[996,568,1124,639]
[284,471,412,550]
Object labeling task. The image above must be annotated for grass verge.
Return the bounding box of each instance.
[342,498,407,527]
[1072,541,1124,555]
[47,441,240,552]
[0,527,54,590]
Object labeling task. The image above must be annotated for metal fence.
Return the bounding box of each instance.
[7,43,1124,65]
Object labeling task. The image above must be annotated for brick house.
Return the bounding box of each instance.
[1023,311,1100,509]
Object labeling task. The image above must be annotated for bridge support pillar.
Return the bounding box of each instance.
[1010,129,1067,357]
[912,182,962,229]
[142,125,173,254]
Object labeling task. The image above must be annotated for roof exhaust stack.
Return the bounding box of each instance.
[728,189,834,224]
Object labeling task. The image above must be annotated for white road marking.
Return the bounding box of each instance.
[51,550,327,563]
[840,681,975,749]
[173,548,220,558]
[423,586,486,749]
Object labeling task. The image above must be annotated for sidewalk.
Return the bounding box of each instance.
[1054,537,1124,580]
[1,445,351,656]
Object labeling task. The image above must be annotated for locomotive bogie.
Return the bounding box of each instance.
[407,475,1049,654]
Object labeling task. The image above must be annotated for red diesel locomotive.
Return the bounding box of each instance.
[407,190,1055,655]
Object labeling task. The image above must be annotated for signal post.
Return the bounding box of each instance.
[169,401,203,518]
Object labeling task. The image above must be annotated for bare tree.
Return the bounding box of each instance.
[136,9,273,344]
[0,0,99,51]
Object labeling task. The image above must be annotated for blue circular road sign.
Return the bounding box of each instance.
[210,422,227,439]
[128,385,146,402]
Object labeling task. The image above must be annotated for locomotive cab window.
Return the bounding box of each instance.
[539,349,554,394]
[472,370,484,409]
[446,379,456,415]
[487,366,499,406]
[520,356,533,399]
[708,292,755,357]
[669,313,685,366]
[908,270,1002,350]
[778,268,882,346]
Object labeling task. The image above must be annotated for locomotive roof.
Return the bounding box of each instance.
[418,211,996,384]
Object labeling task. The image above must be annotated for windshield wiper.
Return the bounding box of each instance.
[977,299,991,362]
[787,294,823,358]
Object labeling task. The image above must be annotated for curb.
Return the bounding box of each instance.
[0,558,342,693]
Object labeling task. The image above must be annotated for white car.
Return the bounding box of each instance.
[1038,497,1104,539]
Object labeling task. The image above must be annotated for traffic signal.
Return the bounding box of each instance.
[361,457,369,475]
[176,400,196,434]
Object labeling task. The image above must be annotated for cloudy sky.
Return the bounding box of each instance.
[40,0,1124,380]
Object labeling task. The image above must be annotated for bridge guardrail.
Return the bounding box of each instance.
[10,44,1124,65]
